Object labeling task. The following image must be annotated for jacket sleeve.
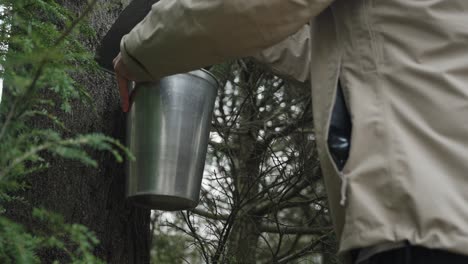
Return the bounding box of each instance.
[251,24,311,83]
[120,0,333,80]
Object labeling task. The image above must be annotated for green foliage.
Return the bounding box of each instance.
[151,232,199,264]
[0,216,40,264]
[0,209,104,264]
[0,0,127,262]
[31,208,104,264]
[151,213,201,264]
[1,0,96,111]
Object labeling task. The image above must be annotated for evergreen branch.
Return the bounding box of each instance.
[25,0,98,95]
[0,142,54,180]
[51,0,98,48]
[0,134,125,180]
[0,0,98,142]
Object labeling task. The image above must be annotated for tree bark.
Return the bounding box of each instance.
[5,1,151,263]
[225,64,262,264]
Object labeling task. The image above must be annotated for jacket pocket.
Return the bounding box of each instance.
[327,82,352,172]
[325,81,354,206]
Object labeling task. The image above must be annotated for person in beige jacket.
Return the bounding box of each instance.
[113,1,468,263]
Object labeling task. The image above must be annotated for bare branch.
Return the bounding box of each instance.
[253,178,311,215]
[258,224,332,235]
[276,232,333,264]
[190,208,228,221]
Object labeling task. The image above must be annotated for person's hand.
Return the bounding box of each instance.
[113,52,136,112]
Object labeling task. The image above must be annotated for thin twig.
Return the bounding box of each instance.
[276,232,333,264]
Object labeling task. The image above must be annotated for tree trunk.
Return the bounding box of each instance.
[5,1,151,263]
[226,64,262,264]
[227,215,260,264]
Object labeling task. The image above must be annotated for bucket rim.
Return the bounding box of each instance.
[127,192,198,211]
[187,68,220,89]
[101,67,220,89]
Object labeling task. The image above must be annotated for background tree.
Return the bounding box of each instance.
[153,60,339,264]
[150,211,200,264]
[0,0,151,262]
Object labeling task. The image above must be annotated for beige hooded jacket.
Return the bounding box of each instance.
[121,0,468,262]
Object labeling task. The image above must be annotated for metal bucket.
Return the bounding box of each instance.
[126,69,218,210]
